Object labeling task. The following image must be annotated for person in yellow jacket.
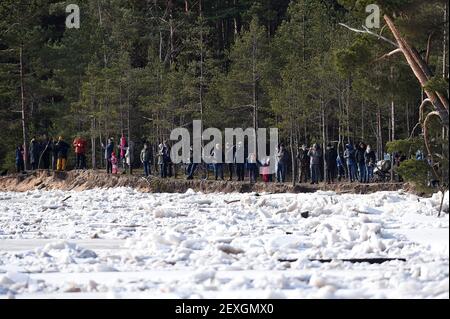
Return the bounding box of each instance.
[55,136,70,171]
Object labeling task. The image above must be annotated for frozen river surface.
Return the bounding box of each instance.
[0,188,448,299]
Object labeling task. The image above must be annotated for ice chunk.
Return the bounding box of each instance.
[192,269,216,284]
[309,274,327,288]
[217,244,244,255]
[154,208,178,218]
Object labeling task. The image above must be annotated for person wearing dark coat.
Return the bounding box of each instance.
[29,138,40,170]
[355,143,367,183]
[56,136,70,171]
[297,145,310,183]
[102,138,115,174]
[235,142,245,181]
[15,145,25,173]
[40,136,52,170]
[212,143,224,181]
[364,145,376,182]
[246,153,259,183]
[325,144,337,184]
[344,144,357,183]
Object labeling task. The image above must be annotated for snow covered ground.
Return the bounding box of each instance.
[0,188,448,299]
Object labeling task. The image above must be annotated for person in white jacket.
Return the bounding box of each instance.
[124,140,135,175]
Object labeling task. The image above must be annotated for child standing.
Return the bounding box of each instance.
[111,152,119,174]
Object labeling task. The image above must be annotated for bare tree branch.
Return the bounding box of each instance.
[423,111,442,181]
[419,98,433,123]
[338,23,399,48]
[374,48,402,61]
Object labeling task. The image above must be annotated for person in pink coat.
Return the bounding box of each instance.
[111,152,119,174]
[120,134,127,169]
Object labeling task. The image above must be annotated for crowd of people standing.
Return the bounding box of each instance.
[296,142,378,185]
[14,133,391,185]
[16,136,72,172]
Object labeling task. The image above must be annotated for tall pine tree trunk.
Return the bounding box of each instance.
[391,100,395,141]
[252,32,258,153]
[290,123,295,186]
[233,0,238,37]
[199,0,204,127]
[321,99,326,182]
[376,103,383,160]
[346,79,351,143]
[91,117,96,169]
[406,102,410,135]
[127,83,131,141]
[390,66,395,142]
[19,44,29,170]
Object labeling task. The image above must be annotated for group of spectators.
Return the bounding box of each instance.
[296,142,377,184]
[15,136,75,172]
[15,134,387,185]
[181,141,378,185]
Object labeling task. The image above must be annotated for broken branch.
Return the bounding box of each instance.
[374,48,402,61]
[338,23,399,48]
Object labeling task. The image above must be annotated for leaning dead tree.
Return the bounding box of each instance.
[340,16,448,128]
[341,15,449,215]
[340,15,449,176]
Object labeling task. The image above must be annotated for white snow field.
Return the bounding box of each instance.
[0,188,448,299]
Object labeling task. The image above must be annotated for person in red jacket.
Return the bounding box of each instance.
[73,135,87,169]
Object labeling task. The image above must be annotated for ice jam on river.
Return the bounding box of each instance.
[0,188,448,299]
